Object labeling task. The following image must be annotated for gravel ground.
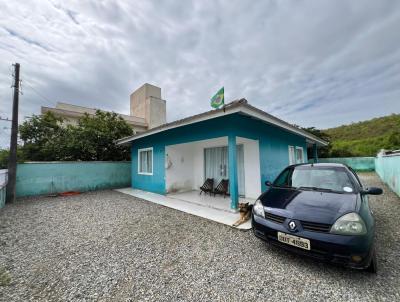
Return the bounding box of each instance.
[0,173,399,301]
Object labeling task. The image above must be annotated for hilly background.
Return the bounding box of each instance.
[316,114,400,157]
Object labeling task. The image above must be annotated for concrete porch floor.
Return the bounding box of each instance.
[168,190,255,212]
[115,188,252,230]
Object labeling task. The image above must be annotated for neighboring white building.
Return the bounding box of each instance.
[41,83,166,133]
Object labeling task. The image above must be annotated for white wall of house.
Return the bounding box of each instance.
[165,136,261,199]
[165,143,195,193]
[166,137,229,193]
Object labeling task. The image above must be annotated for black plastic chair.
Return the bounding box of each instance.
[200,178,214,195]
[213,179,229,198]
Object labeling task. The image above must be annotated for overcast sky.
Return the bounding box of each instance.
[1,1,400,147]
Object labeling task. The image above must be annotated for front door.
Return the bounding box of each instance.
[204,145,245,196]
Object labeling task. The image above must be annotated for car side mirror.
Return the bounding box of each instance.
[361,187,383,195]
[265,181,272,187]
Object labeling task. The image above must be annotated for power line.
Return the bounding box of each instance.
[22,78,53,103]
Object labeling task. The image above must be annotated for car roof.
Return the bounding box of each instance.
[291,163,349,169]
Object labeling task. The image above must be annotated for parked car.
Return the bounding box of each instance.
[252,163,382,273]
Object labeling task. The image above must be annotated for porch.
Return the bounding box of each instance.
[165,136,262,210]
[115,187,253,229]
[168,190,255,212]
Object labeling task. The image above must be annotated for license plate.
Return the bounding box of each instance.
[277,232,311,250]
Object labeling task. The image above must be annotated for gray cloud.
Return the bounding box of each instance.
[1,0,400,148]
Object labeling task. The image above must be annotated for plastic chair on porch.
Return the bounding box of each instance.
[213,179,229,198]
[200,178,214,195]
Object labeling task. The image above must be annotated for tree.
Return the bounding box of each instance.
[0,149,25,169]
[0,149,9,169]
[18,111,134,161]
[19,112,67,161]
[66,111,134,161]
[386,130,400,150]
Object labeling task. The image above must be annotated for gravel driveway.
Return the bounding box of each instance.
[0,173,399,301]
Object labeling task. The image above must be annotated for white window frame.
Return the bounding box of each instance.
[288,146,295,165]
[295,146,304,164]
[138,147,153,175]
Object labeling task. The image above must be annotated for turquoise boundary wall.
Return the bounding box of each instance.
[0,170,6,208]
[16,162,131,198]
[375,155,400,197]
[0,185,5,208]
[312,157,375,171]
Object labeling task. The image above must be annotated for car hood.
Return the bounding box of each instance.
[259,187,358,224]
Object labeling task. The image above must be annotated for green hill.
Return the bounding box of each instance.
[322,114,400,157]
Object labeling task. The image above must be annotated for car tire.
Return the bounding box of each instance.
[365,248,377,274]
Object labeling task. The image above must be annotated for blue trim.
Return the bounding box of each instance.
[228,134,238,209]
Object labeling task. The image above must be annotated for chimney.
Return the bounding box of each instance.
[130,83,166,129]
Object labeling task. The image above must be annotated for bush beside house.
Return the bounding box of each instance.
[0,110,133,167]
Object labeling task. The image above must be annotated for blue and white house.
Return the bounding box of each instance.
[117,99,327,211]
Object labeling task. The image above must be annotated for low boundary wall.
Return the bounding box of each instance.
[16,162,131,197]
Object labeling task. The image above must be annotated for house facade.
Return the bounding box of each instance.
[117,99,327,210]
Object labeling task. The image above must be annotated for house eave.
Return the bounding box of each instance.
[116,100,328,146]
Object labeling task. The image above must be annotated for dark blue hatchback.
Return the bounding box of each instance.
[252,163,382,273]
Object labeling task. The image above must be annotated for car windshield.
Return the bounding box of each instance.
[273,166,355,193]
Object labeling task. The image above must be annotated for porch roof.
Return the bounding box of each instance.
[116,99,328,146]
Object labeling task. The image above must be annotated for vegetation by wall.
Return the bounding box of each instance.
[16,162,131,197]
[375,155,400,197]
[314,157,375,171]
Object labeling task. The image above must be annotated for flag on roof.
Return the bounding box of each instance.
[210,87,224,108]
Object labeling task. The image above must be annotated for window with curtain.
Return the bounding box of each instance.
[289,146,295,165]
[296,147,304,164]
[204,146,228,185]
[289,146,304,164]
[138,148,153,175]
[204,145,245,196]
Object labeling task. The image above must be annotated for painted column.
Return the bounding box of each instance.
[228,134,239,210]
[313,143,318,163]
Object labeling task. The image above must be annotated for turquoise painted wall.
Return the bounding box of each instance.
[16,162,131,197]
[375,155,400,197]
[0,170,7,208]
[131,113,308,195]
[313,157,375,171]
[0,186,5,208]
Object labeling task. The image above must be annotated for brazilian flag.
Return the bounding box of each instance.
[210,87,224,108]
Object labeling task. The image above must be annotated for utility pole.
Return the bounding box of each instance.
[6,63,20,203]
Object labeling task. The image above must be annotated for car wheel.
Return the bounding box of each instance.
[365,248,377,274]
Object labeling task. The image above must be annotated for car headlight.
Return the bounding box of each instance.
[253,199,265,218]
[330,212,367,235]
